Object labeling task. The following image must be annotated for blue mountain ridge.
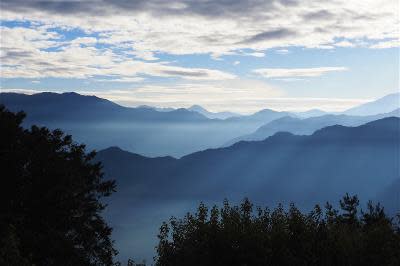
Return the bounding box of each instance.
[95,117,400,261]
[0,92,291,157]
[224,109,400,146]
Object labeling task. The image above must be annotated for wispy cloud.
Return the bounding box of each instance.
[253,67,349,78]
[0,26,236,81]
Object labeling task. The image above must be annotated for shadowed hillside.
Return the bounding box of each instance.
[97,117,400,206]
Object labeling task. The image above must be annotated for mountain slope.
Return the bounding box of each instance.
[343,93,399,116]
[98,117,400,205]
[224,109,400,146]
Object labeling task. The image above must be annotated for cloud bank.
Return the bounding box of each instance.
[1,0,397,80]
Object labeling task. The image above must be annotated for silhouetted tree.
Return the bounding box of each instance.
[0,106,117,265]
[156,196,400,266]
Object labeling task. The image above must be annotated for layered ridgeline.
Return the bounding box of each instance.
[1,92,399,157]
[96,117,400,208]
[0,92,291,157]
[95,117,400,261]
[224,93,400,146]
[224,109,400,146]
[0,92,208,123]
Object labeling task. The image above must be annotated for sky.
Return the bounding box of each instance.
[0,0,399,113]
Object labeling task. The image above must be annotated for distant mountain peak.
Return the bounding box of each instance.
[189,104,207,111]
[100,146,125,153]
[254,108,275,114]
[294,109,328,118]
[269,131,295,139]
[188,105,240,119]
[62,92,80,96]
[344,92,400,116]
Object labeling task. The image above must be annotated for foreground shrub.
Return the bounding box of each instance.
[156,195,400,266]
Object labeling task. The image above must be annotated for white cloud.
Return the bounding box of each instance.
[243,52,265,57]
[275,49,289,54]
[0,26,236,80]
[129,50,159,61]
[1,0,397,61]
[70,37,98,46]
[233,61,240,66]
[334,41,355,48]
[0,0,397,86]
[253,67,349,78]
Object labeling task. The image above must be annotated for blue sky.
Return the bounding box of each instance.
[0,0,399,113]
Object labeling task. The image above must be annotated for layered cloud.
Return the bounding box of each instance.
[1,1,397,79]
[1,0,398,56]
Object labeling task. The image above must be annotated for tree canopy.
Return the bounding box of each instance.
[0,105,116,265]
[156,195,400,266]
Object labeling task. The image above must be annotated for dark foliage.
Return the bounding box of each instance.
[0,106,117,265]
[156,195,400,266]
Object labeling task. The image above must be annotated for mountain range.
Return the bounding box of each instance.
[136,92,400,119]
[1,92,399,158]
[97,117,400,204]
[95,117,400,261]
[224,108,400,146]
[0,92,208,123]
[0,92,290,157]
